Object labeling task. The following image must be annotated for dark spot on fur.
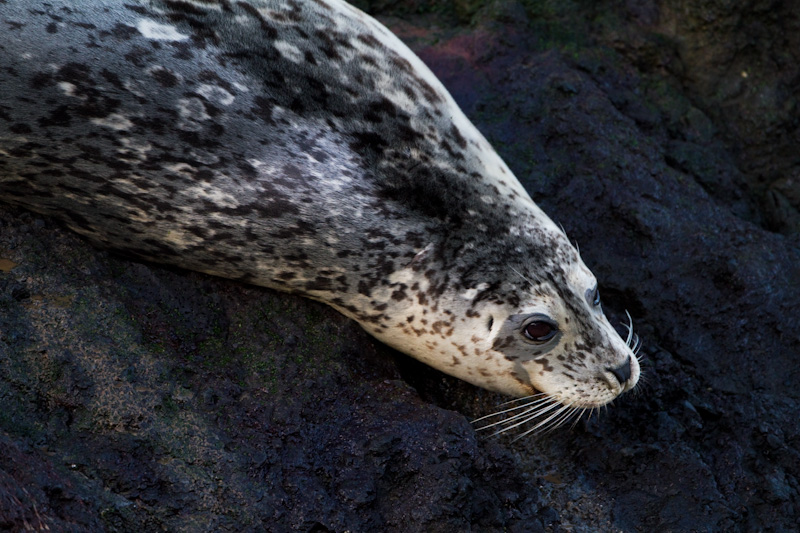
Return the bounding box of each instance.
[358,53,377,67]
[38,105,72,127]
[401,84,417,102]
[237,2,278,39]
[111,23,138,40]
[252,96,276,124]
[534,357,554,372]
[4,19,24,31]
[125,4,149,15]
[357,33,381,48]
[358,281,371,296]
[171,42,195,60]
[314,29,341,60]
[164,0,209,16]
[305,276,335,291]
[125,46,152,67]
[450,125,467,149]
[29,72,54,89]
[390,56,412,74]
[150,67,180,87]
[349,131,387,153]
[99,69,125,90]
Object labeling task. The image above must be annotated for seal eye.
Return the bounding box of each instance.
[586,286,601,307]
[523,320,557,342]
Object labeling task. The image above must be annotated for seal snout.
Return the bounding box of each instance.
[607,355,633,388]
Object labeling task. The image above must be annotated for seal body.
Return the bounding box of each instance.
[0,0,639,408]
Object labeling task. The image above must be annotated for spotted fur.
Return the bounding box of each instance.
[0,0,639,407]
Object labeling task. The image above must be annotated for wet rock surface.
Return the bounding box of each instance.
[2,1,800,531]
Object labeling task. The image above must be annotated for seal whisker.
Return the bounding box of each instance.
[509,266,535,287]
[484,396,566,436]
[630,331,641,352]
[547,405,584,433]
[623,310,635,347]
[494,391,550,408]
[485,401,561,428]
[632,335,642,355]
[474,397,559,431]
[567,407,587,430]
[532,405,576,434]
[482,400,563,435]
[509,403,579,440]
[623,310,643,357]
[472,395,552,424]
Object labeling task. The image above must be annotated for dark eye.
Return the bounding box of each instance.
[586,286,600,307]
[523,320,558,342]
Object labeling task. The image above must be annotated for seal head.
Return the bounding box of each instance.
[368,216,640,408]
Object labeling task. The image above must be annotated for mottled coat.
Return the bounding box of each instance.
[0,0,638,410]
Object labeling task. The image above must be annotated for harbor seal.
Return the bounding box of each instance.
[0,0,639,431]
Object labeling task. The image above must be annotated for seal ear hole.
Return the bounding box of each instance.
[487,316,494,331]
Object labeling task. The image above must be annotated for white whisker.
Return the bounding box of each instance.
[510,403,579,440]
[632,334,642,354]
[623,310,635,347]
[623,310,643,358]
[478,398,560,433]
[484,399,563,435]
[509,266,535,287]
[474,404,550,431]
[473,391,589,440]
[494,391,549,408]
[568,408,586,430]
[472,395,552,424]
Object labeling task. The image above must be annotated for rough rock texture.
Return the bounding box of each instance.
[2,0,800,531]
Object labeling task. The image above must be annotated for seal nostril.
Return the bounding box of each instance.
[607,356,632,385]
